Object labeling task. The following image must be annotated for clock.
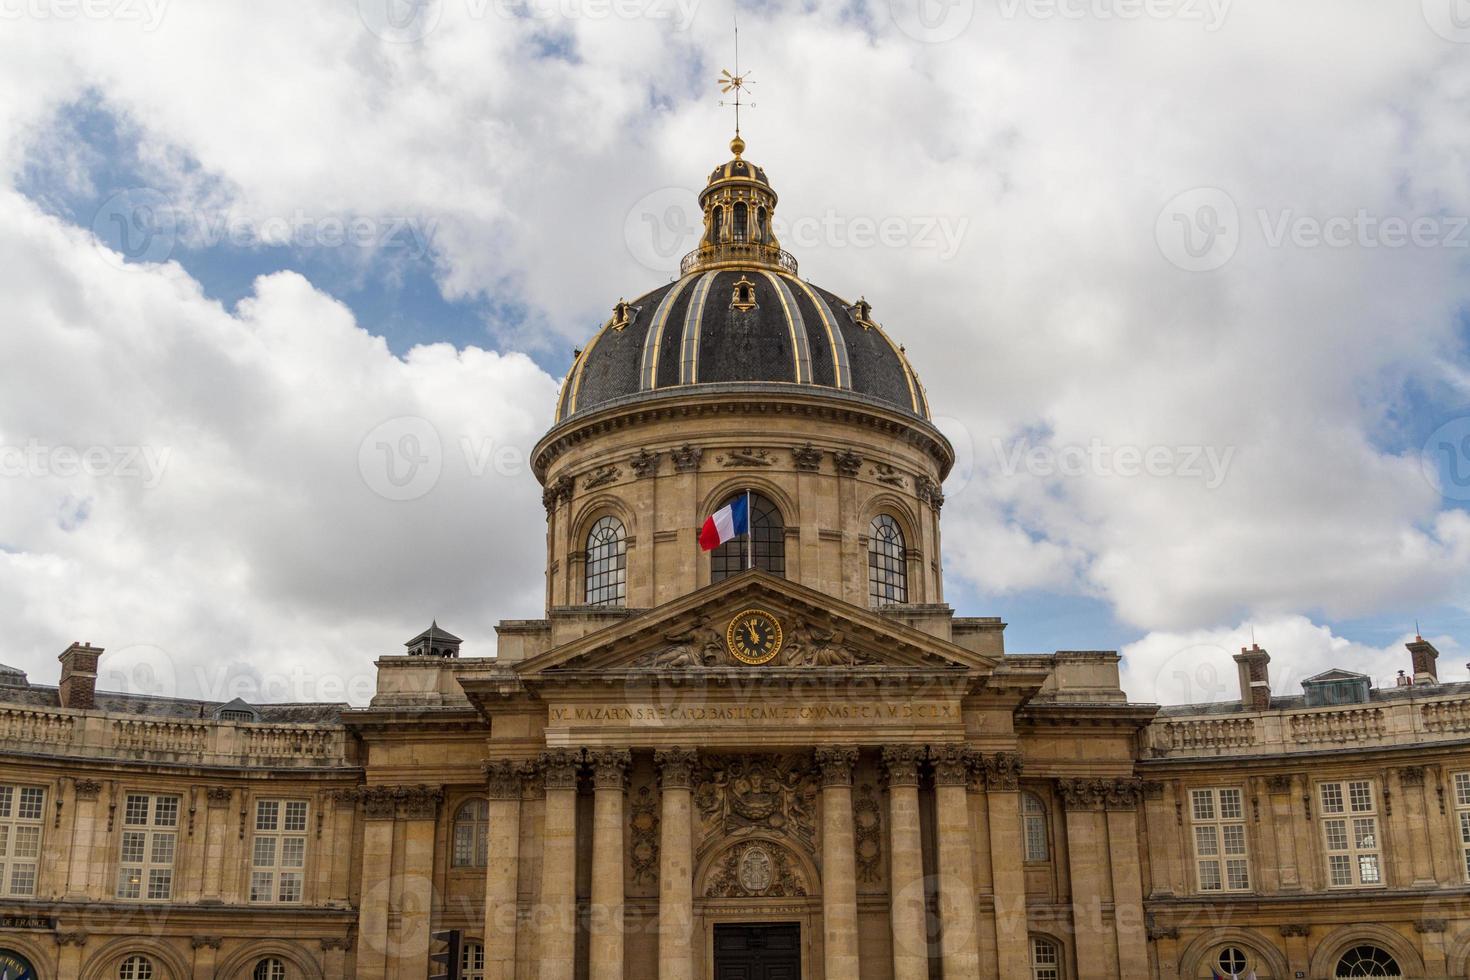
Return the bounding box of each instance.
[726,609,784,665]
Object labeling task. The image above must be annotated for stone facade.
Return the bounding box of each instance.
[2,141,1468,980]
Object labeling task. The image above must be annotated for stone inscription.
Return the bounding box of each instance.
[548,702,959,725]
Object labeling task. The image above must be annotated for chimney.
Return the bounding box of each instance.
[1234,643,1272,712]
[1407,634,1440,685]
[58,642,103,710]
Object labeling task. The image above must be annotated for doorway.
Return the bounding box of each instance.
[712,922,801,980]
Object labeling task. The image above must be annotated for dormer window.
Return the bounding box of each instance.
[731,276,757,312]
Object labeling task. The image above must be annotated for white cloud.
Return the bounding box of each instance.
[0,191,558,700]
[1121,615,1467,707]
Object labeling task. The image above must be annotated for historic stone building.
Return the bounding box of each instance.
[1,137,1469,980]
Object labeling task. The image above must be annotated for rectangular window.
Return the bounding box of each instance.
[115,793,178,900]
[0,785,45,897]
[1319,779,1382,888]
[250,799,308,903]
[1189,788,1250,892]
[1454,772,1470,880]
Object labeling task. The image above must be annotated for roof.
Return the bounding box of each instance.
[406,621,462,646]
[556,271,930,422]
[0,683,346,723]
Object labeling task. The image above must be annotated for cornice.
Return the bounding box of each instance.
[533,386,953,480]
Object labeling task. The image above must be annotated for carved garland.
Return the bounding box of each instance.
[853,784,882,885]
[629,785,660,885]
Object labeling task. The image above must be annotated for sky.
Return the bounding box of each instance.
[2,0,1470,707]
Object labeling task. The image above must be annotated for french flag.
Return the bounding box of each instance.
[699,494,750,551]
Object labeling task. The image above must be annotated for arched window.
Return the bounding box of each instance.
[867,514,908,604]
[710,492,784,583]
[452,799,489,868]
[1217,947,1247,977]
[253,959,287,980]
[1030,937,1061,980]
[710,206,723,244]
[1335,946,1401,977]
[462,941,486,980]
[119,956,154,980]
[1022,792,1049,862]
[733,202,748,241]
[584,516,627,607]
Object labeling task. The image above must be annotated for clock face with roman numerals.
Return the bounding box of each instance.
[726,609,783,665]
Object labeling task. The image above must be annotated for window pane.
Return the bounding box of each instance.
[585,516,628,607]
[16,789,43,821]
[867,515,908,605]
[1348,781,1373,812]
[1218,788,1243,820]
[284,801,308,832]
[1192,790,1215,821]
[1194,826,1219,856]
[256,800,279,831]
[1324,819,1348,850]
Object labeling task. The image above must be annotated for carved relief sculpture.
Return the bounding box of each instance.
[695,754,819,854]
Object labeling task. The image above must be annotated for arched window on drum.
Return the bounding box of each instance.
[710,493,784,583]
[867,514,908,605]
[584,516,627,607]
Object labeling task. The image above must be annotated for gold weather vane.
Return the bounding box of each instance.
[717,11,754,154]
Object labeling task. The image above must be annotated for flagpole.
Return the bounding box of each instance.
[745,488,753,571]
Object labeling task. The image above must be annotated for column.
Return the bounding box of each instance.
[1266,775,1301,890]
[485,761,529,980]
[816,747,861,978]
[390,787,443,979]
[200,788,232,901]
[539,749,583,980]
[983,753,1029,978]
[55,934,87,978]
[321,938,351,978]
[1104,783,1149,978]
[882,745,928,980]
[1059,779,1114,975]
[1396,766,1437,886]
[590,750,632,980]
[656,747,697,980]
[190,936,222,979]
[64,779,102,899]
[930,746,980,980]
[354,789,396,980]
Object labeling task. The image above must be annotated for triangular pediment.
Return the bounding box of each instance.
[515,571,995,677]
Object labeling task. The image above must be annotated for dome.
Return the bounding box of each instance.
[555,138,930,423]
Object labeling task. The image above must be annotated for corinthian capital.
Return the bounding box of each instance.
[928,744,975,788]
[655,747,698,789]
[814,746,859,787]
[588,749,633,790]
[540,749,584,791]
[881,745,924,787]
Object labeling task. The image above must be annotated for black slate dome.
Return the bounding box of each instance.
[556,271,929,421]
[556,138,930,423]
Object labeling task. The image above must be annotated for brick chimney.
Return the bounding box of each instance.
[1407,634,1440,685]
[58,642,103,710]
[1234,643,1271,712]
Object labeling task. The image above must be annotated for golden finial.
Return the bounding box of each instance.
[717,11,754,152]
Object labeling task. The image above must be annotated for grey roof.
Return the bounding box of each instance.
[407,621,462,646]
[1155,678,1470,716]
[556,271,929,422]
[0,684,345,724]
